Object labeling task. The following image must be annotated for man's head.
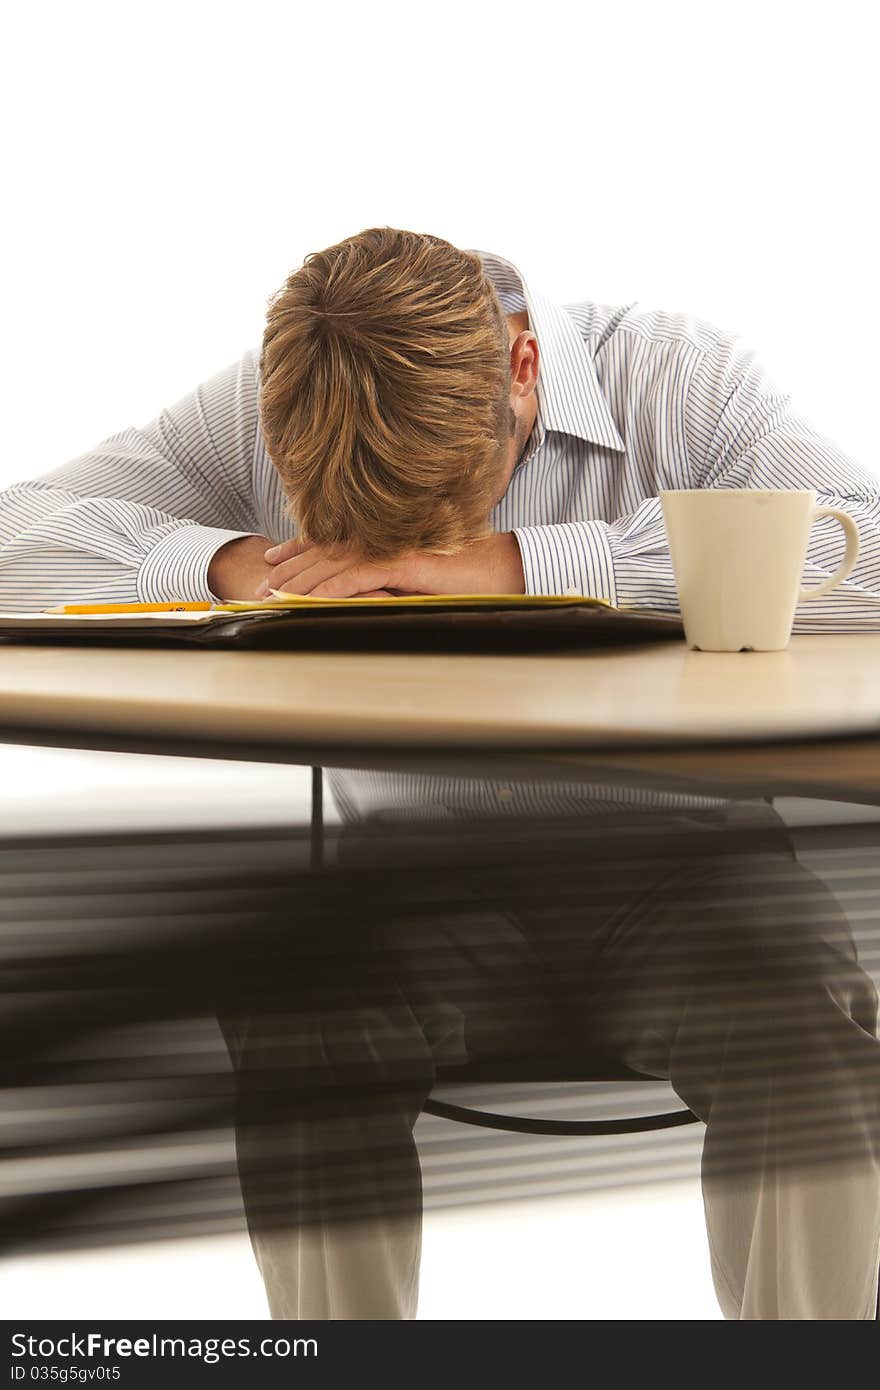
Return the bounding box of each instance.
[258,227,539,561]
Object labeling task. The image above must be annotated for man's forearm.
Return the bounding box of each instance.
[256,530,526,599]
[0,480,258,612]
[208,534,277,601]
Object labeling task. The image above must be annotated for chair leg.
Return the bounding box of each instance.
[310,766,324,871]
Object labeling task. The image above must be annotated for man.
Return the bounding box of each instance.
[1,228,878,1320]
[2,227,879,615]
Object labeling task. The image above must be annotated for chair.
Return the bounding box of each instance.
[310,768,700,1139]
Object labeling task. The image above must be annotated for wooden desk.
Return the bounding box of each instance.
[1,633,879,802]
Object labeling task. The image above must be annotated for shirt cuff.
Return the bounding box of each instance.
[137,524,257,603]
[512,521,617,604]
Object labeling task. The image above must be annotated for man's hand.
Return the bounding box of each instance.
[258,531,526,598]
[208,535,277,600]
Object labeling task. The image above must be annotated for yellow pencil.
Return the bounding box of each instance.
[52,601,215,614]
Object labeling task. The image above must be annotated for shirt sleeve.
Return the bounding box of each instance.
[0,350,264,611]
[513,332,880,630]
[512,498,676,611]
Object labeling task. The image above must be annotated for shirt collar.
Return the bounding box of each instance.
[467,248,625,454]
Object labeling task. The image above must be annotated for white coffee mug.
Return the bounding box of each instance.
[659,488,860,652]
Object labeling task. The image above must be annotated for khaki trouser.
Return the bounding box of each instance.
[219,802,880,1320]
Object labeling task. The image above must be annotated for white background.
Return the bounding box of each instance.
[2,0,878,489]
[0,0,876,1320]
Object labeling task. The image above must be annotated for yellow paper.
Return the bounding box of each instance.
[219,591,613,611]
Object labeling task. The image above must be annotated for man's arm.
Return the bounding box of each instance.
[510,334,880,629]
[260,530,524,599]
[0,350,275,611]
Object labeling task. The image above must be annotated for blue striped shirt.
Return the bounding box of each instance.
[2,249,878,818]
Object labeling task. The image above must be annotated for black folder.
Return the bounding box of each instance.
[0,595,685,652]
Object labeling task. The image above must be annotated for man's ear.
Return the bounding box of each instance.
[509,331,539,397]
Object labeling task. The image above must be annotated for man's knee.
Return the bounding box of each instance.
[687,856,877,1033]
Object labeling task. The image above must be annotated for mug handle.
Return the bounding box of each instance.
[796,506,860,602]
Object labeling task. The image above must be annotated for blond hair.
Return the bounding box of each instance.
[258,227,512,560]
